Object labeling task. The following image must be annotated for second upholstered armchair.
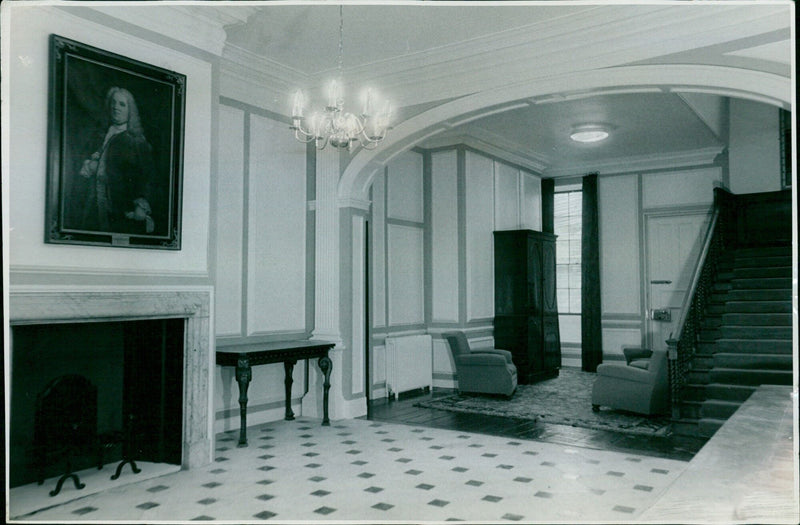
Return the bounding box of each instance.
[442,331,518,397]
[591,348,669,416]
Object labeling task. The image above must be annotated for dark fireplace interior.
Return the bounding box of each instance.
[10,318,184,488]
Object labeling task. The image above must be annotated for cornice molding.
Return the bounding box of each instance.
[88,5,227,56]
[544,146,725,178]
[418,133,547,175]
[338,198,371,212]
[330,3,791,108]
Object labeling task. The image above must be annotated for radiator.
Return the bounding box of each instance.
[385,334,433,399]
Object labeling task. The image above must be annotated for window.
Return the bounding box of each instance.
[554,190,581,314]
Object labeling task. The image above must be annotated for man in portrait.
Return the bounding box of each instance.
[76,86,156,235]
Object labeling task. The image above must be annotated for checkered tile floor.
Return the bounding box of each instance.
[12,417,688,522]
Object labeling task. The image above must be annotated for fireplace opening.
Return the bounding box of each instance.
[10,318,184,489]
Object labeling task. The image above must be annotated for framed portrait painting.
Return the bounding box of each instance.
[46,34,185,249]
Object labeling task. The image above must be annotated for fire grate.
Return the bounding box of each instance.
[34,374,98,496]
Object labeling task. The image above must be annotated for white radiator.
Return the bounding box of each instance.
[385,334,433,399]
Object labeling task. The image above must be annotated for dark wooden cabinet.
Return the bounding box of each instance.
[493,230,561,383]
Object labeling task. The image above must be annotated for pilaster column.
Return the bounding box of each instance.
[311,147,342,345]
[305,147,346,421]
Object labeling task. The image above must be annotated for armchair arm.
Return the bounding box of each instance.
[457,354,509,367]
[470,348,513,364]
[623,347,652,365]
[596,362,653,384]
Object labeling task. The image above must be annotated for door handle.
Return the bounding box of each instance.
[650,280,672,285]
[651,309,672,321]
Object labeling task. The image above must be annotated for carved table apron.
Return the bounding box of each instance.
[216,340,335,447]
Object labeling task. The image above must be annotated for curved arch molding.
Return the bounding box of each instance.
[338,64,790,201]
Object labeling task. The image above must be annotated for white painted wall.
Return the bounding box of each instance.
[431,150,459,323]
[384,151,425,327]
[642,167,720,208]
[728,98,782,194]
[600,175,641,316]
[7,6,212,278]
[387,224,425,326]
[215,105,245,336]
[212,107,307,429]
[521,173,543,231]
[387,152,424,223]
[465,151,495,321]
[494,162,520,230]
[246,114,307,334]
[593,167,722,364]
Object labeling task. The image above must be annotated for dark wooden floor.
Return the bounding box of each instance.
[364,389,708,462]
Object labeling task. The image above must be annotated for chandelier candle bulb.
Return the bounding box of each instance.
[292,90,304,118]
[363,88,372,116]
[327,80,341,109]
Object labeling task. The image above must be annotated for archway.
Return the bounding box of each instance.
[333,62,791,418]
[339,64,791,202]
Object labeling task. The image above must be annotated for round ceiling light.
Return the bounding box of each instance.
[570,126,609,143]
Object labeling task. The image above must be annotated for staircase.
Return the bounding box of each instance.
[678,245,792,437]
[674,198,793,438]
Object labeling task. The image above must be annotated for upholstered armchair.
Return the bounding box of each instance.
[591,348,669,416]
[442,331,517,397]
[623,347,653,369]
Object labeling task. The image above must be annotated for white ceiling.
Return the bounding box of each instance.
[222,4,591,75]
[165,2,792,175]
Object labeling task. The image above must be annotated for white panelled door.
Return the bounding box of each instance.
[645,212,710,352]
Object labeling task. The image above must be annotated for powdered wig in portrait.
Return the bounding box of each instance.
[104,86,146,140]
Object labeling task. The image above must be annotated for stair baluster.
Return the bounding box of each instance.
[666,191,726,419]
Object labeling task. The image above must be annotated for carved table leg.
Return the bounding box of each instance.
[284,360,296,420]
[235,356,252,447]
[318,355,332,426]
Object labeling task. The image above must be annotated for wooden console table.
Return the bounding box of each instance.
[216,340,335,447]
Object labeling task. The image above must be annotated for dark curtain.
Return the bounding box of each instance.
[581,174,602,372]
[542,178,554,234]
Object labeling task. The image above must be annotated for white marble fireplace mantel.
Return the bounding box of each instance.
[7,285,215,470]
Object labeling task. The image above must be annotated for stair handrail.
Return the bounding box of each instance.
[665,189,727,419]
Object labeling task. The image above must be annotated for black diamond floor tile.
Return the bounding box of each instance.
[136,502,160,510]
[197,498,217,505]
[253,510,277,519]
[71,507,98,515]
[147,485,169,493]
[372,502,393,511]
[314,506,337,515]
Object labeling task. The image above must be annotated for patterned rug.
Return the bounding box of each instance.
[416,368,672,437]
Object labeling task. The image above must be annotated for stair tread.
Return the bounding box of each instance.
[714,351,791,357]
[702,399,743,406]
[711,366,792,373]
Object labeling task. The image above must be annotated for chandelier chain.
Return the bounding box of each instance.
[337,5,344,77]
